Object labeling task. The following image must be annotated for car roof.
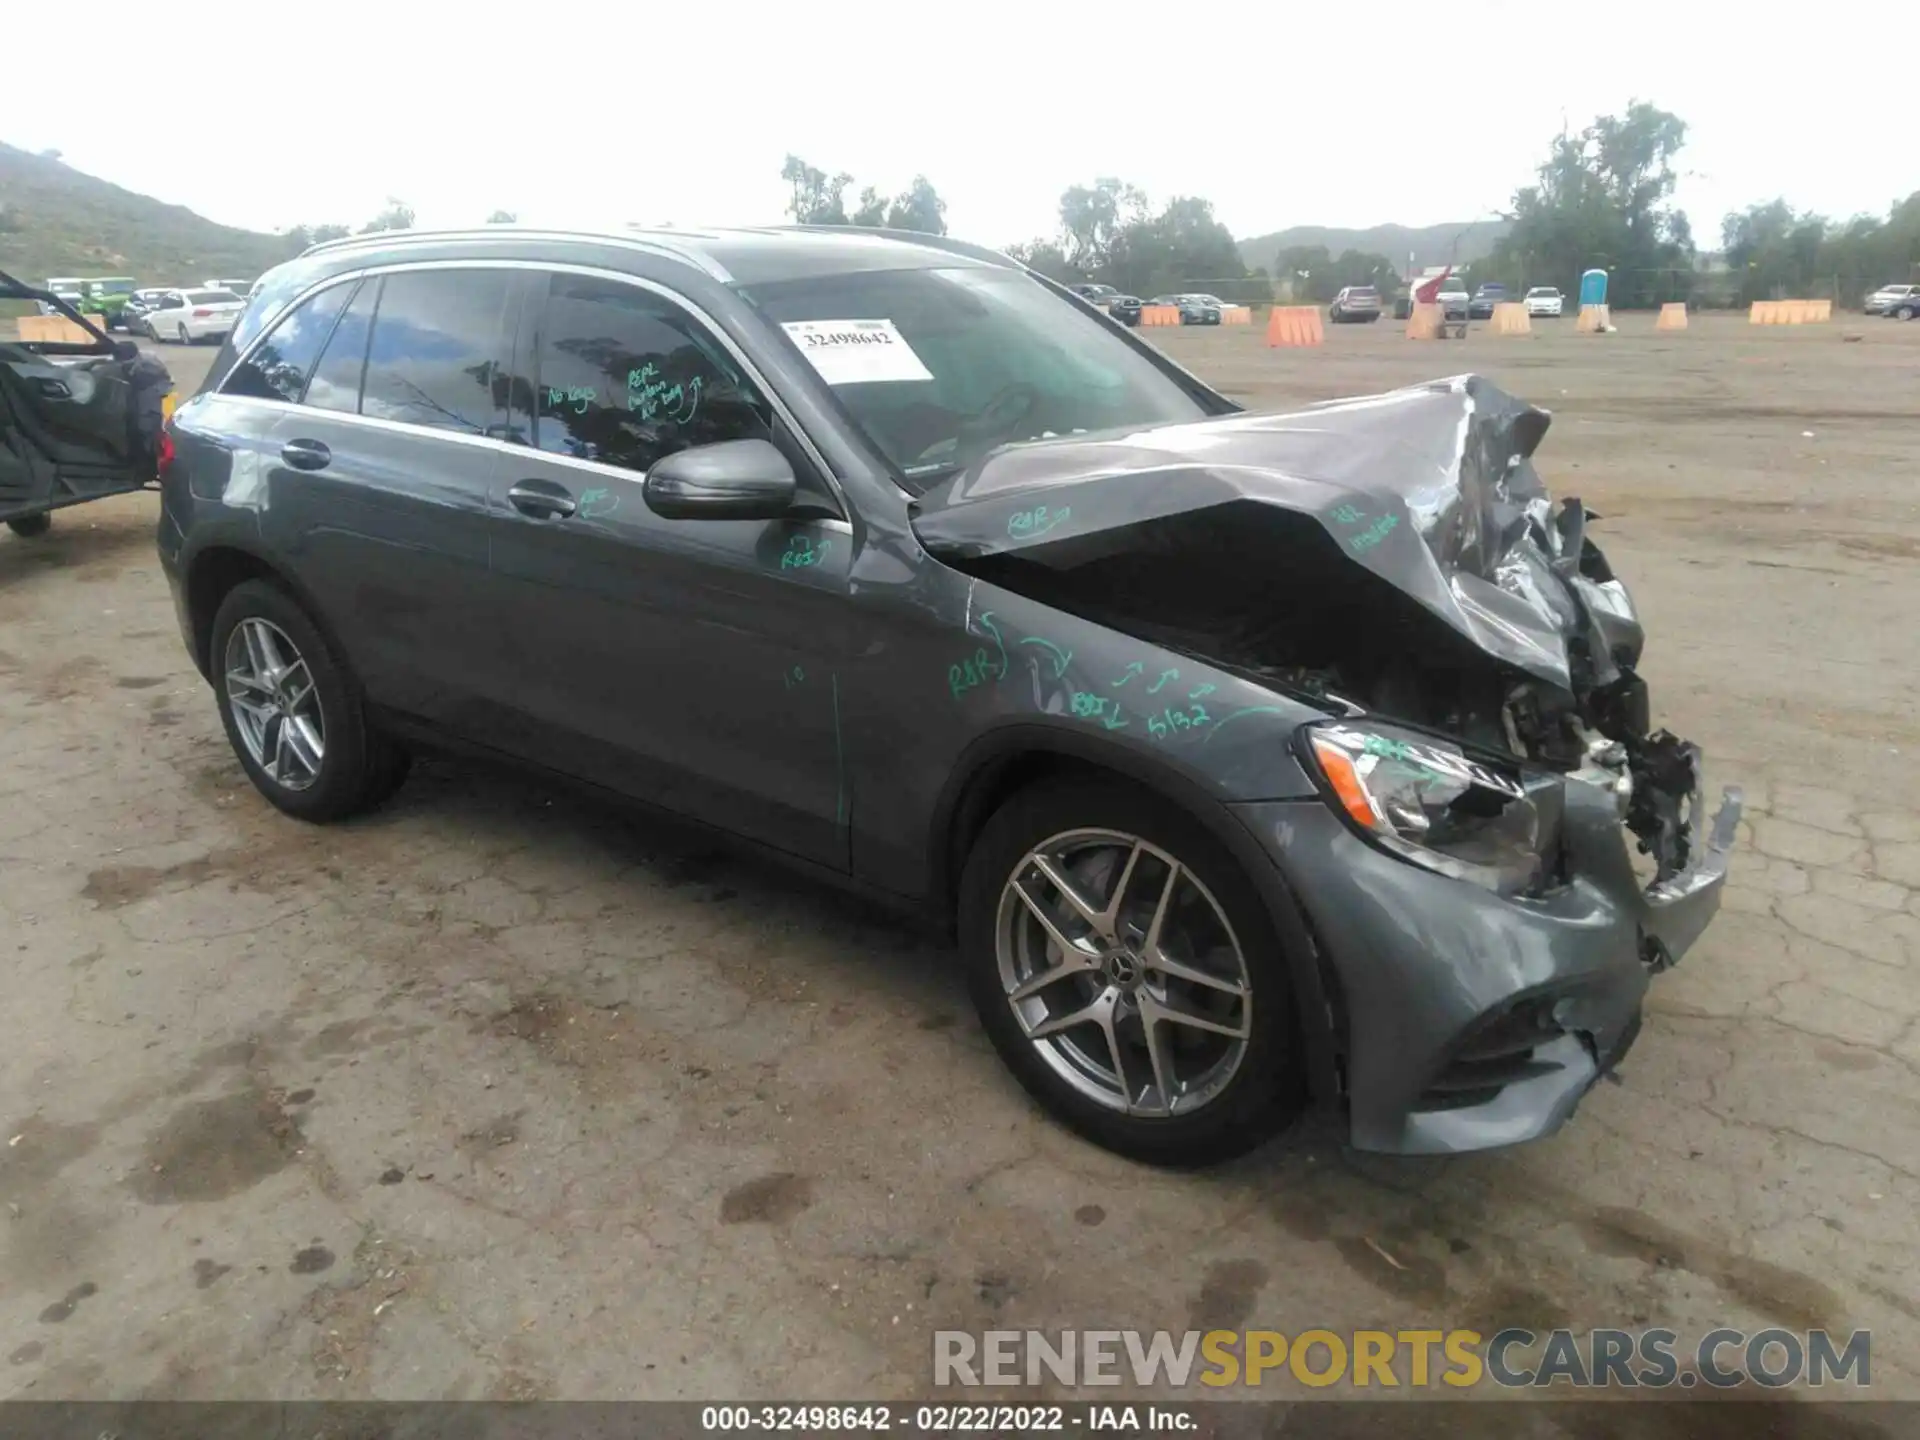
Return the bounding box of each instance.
[298,224,1020,287]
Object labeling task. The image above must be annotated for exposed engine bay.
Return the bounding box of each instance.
[910,375,1704,884]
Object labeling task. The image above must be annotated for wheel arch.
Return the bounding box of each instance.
[929,724,1344,1104]
[182,543,353,684]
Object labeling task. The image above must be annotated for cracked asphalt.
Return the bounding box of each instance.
[2,314,1917,1404]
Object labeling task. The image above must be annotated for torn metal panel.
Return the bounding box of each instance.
[911,374,1589,692]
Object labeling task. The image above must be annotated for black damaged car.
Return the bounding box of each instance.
[158,226,1738,1166]
[2,270,173,539]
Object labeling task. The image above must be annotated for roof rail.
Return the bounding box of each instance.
[298,226,732,281]
[776,225,1023,271]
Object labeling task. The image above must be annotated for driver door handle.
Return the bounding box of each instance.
[508,479,577,519]
[280,438,331,471]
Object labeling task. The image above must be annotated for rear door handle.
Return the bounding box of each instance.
[507,479,577,519]
[280,438,331,471]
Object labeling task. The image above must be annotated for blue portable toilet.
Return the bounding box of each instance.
[1579,268,1609,308]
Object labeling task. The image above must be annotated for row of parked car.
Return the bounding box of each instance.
[122,283,254,344]
[1328,282,1567,324]
[39,277,255,344]
[1067,284,1244,326]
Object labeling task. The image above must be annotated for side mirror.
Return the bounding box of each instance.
[643,439,796,521]
[112,340,140,362]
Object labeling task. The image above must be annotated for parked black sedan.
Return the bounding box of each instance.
[1468,283,1508,320]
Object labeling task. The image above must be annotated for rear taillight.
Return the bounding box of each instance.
[191,308,211,317]
[156,430,176,480]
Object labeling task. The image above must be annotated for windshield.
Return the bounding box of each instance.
[743,266,1211,492]
[94,279,136,295]
[1347,287,1379,299]
[188,289,240,304]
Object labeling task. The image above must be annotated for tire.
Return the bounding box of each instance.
[209,578,410,823]
[6,513,52,539]
[1898,306,1917,321]
[176,324,191,345]
[958,776,1308,1166]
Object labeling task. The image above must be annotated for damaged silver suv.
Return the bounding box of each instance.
[159,225,1739,1165]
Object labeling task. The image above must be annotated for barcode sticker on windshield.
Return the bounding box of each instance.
[781,319,933,385]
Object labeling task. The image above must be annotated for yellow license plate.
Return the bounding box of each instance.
[162,391,177,423]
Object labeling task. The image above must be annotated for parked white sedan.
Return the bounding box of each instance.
[1524,286,1565,317]
[143,288,247,344]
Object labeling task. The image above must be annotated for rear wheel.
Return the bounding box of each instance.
[959,777,1307,1166]
[6,513,52,539]
[210,579,410,822]
[176,324,190,345]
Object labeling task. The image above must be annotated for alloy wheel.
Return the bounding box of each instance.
[223,617,325,791]
[994,828,1252,1118]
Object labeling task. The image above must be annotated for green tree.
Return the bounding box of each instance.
[283,221,351,256]
[360,199,416,234]
[1722,200,1823,303]
[885,176,948,236]
[850,186,889,228]
[1486,103,1696,307]
[1058,178,1149,273]
[781,155,852,225]
[1004,238,1074,281]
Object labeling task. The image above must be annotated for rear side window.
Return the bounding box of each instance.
[220,284,352,403]
[359,270,512,435]
[304,280,378,415]
[529,274,773,474]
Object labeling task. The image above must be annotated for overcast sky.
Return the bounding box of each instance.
[3,0,1903,250]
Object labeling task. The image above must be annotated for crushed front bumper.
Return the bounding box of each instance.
[1233,774,1741,1155]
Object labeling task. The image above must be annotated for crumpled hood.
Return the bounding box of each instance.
[909,374,1628,695]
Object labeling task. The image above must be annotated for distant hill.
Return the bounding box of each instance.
[0,142,291,291]
[1238,220,1512,274]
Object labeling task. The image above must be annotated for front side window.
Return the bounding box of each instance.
[360,270,512,435]
[220,283,353,403]
[743,266,1213,490]
[530,274,774,474]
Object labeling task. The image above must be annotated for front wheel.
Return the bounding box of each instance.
[1898,306,1917,321]
[959,778,1307,1166]
[209,579,410,822]
[6,513,52,539]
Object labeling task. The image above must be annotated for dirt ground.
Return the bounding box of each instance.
[2,313,1918,1405]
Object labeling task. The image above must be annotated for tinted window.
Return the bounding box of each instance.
[188,290,238,304]
[531,275,773,474]
[304,279,378,415]
[360,270,512,435]
[220,284,352,403]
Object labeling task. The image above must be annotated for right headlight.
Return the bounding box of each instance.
[1300,721,1556,895]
